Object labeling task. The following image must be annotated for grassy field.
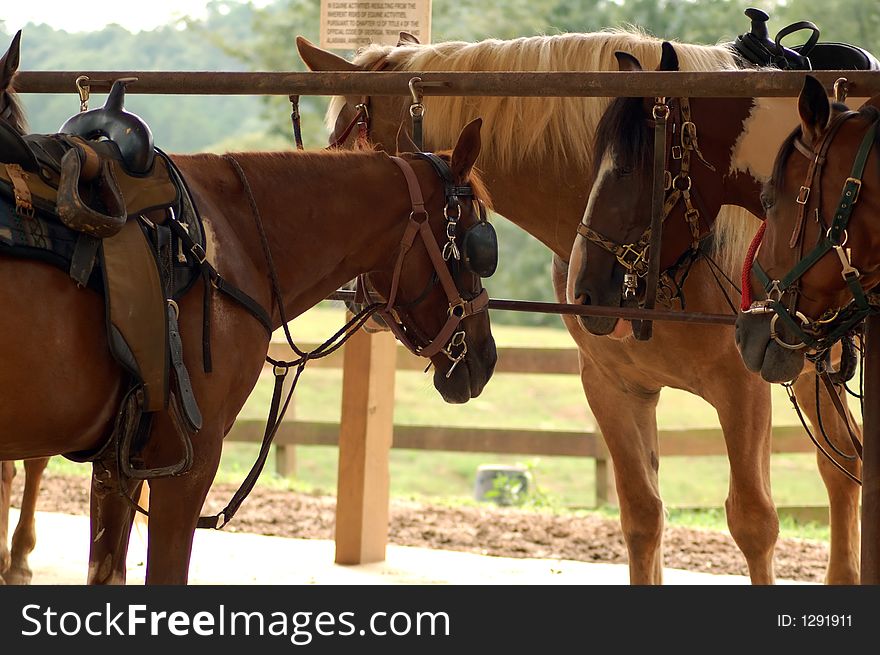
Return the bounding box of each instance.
[46,302,849,541]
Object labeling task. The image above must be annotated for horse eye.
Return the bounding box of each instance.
[760,192,775,211]
[616,167,633,177]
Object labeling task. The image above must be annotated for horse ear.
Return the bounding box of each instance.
[395,122,420,154]
[295,36,359,72]
[0,30,22,89]
[450,118,482,181]
[614,51,642,72]
[397,31,420,46]
[658,41,679,72]
[798,75,831,145]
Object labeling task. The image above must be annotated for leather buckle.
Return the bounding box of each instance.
[844,177,862,204]
[191,243,207,264]
[796,186,810,204]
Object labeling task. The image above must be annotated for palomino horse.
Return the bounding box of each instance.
[1,95,496,583]
[0,30,51,586]
[298,29,859,583]
[737,77,880,384]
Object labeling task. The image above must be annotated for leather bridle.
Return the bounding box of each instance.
[359,155,489,376]
[743,111,879,352]
[576,96,716,303]
[743,111,880,352]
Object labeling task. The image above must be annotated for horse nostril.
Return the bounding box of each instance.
[575,288,592,305]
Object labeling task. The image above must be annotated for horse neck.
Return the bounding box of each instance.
[478,154,589,260]
[176,151,413,326]
[0,89,28,135]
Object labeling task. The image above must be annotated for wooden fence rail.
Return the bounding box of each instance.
[15,69,880,97]
[226,339,827,510]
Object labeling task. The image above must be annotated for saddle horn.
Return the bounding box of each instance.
[60,78,155,174]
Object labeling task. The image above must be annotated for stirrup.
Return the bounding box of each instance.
[56,145,127,238]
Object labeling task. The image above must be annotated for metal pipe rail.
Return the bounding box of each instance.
[14,69,880,98]
[326,290,737,326]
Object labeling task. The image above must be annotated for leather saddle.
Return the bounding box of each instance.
[0,80,204,478]
[730,7,880,71]
[0,80,177,238]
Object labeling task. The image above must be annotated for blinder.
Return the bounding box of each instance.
[411,151,498,278]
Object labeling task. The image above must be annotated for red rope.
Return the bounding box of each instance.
[740,221,766,311]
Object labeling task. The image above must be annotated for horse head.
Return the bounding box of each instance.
[566,42,759,338]
[297,33,421,151]
[736,75,880,383]
[364,118,497,402]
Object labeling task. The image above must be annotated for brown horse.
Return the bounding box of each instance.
[1,83,496,584]
[0,29,51,586]
[564,44,865,583]
[737,76,880,383]
[298,29,860,584]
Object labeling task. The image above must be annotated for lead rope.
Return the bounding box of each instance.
[223,154,308,359]
[197,303,381,530]
[782,382,862,485]
[196,155,386,528]
[289,95,304,150]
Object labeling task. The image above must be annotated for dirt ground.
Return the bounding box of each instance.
[11,471,830,583]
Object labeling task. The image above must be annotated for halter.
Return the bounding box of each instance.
[576,97,716,303]
[327,49,440,152]
[359,155,489,377]
[744,112,880,352]
[327,57,391,150]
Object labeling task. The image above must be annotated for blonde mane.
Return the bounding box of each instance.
[327,28,758,276]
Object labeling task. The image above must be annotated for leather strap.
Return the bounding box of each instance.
[167,304,203,432]
[789,110,857,248]
[289,95,304,150]
[819,371,863,458]
[374,155,489,359]
[5,162,33,216]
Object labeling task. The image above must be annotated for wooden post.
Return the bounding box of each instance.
[594,438,618,507]
[861,314,880,583]
[275,445,297,478]
[275,386,297,478]
[334,325,397,565]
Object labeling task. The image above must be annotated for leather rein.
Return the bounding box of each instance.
[197,152,487,529]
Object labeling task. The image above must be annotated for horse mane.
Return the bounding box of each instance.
[1,76,29,135]
[327,28,751,278]
[328,28,738,170]
[214,148,491,210]
[592,96,650,179]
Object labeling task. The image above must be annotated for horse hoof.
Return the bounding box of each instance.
[2,566,33,585]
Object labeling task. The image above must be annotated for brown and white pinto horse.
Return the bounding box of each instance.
[737,77,880,383]
[1,66,496,585]
[299,29,861,584]
[0,30,50,586]
[564,44,866,583]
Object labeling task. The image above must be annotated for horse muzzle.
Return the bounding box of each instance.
[735,310,806,383]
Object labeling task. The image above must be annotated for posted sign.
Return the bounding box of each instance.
[320,0,432,49]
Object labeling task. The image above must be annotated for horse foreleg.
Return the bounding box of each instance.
[706,374,777,584]
[575,353,665,584]
[0,461,14,580]
[3,457,49,585]
[792,371,861,584]
[143,424,222,585]
[88,455,142,585]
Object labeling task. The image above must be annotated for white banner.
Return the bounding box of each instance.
[320,0,432,50]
